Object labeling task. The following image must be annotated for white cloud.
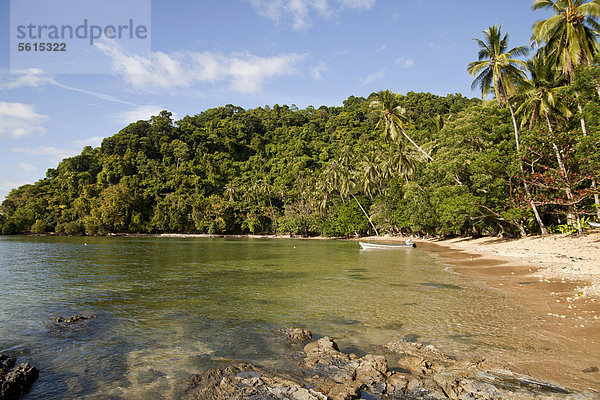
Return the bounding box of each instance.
[16,162,38,172]
[0,102,49,138]
[10,146,77,163]
[116,105,179,124]
[360,68,386,84]
[245,0,375,30]
[0,68,53,90]
[395,57,415,68]
[96,41,305,94]
[73,136,106,149]
[310,61,328,80]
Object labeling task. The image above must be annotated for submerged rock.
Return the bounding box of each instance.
[53,314,96,324]
[0,354,39,400]
[274,327,313,343]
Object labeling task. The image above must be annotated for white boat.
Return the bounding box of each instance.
[359,239,416,249]
[589,221,600,228]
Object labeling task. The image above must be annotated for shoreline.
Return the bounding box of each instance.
[361,233,600,390]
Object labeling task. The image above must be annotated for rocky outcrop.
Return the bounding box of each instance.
[182,332,599,400]
[0,355,39,400]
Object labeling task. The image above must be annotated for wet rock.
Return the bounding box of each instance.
[275,327,313,343]
[53,314,96,324]
[181,334,599,400]
[0,354,39,400]
[181,363,328,400]
[384,340,595,399]
[303,337,390,399]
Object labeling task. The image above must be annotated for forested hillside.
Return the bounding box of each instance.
[1,75,598,238]
[4,1,600,238]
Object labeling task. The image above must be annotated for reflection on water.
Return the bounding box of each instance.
[0,236,531,399]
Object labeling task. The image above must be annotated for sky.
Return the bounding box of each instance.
[0,0,553,201]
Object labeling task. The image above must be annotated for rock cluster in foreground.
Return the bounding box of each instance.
[181,330,598,400]
[0,354,38,400]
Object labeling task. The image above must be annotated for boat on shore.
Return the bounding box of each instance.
[359,240,416,249]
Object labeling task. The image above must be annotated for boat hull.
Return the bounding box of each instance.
[359,241,416,249]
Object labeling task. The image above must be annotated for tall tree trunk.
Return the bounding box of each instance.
[546,116,581,233]
[350,193,379,236]
[575,92,600,219]
[507,101,547,235]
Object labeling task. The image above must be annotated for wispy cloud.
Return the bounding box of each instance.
[50,81,137,106]
[310,61,328,80]
[0,102,49,138]
[245,0,375,30]
[116,105,179,124]
[10,146,78,163]
[1,69,136,106]
[360,68,386,84]
[16,162,38,172]
[96,41,305,94]
[376,44,387,53]
[395,57,415,68]
[0,68,53,90]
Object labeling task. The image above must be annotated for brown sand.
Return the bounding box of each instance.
[363,234,600,390]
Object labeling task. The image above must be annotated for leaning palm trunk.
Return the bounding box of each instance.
[507,100,548,236]
[350,193,379,236]
[399,126,433,161]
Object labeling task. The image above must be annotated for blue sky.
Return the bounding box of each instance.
[0,0,552,200]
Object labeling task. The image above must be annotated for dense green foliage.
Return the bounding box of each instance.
[1,81,598,238]
[2,2,600,238]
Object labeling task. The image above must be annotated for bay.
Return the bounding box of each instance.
[0,236,529,399]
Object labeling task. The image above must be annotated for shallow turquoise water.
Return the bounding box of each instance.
[0,236,529,399]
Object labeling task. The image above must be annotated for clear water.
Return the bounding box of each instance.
[0,236,530,399]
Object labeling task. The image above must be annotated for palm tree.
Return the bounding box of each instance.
[532,0,600,217]
[515,56,581,231]
[223,184,237,202]
[468,25,528,132]
[468,25,548,235]
[370,90,433,161]
[323,159,379,236]
[532,0,600,81]
[515,56,571,130]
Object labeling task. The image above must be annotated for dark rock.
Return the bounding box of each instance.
[0,355,39,400]
[0,356,16,376]
[275,327,313,343]
[582,366,599,373]
[53,314,96,324]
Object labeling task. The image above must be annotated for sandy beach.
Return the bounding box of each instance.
[362,233,600,390]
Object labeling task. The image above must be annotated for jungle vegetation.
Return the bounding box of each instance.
[2,0,600,238]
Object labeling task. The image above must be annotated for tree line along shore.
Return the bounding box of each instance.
[1,1,600,239]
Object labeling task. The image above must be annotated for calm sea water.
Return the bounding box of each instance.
[0,236,530,399]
